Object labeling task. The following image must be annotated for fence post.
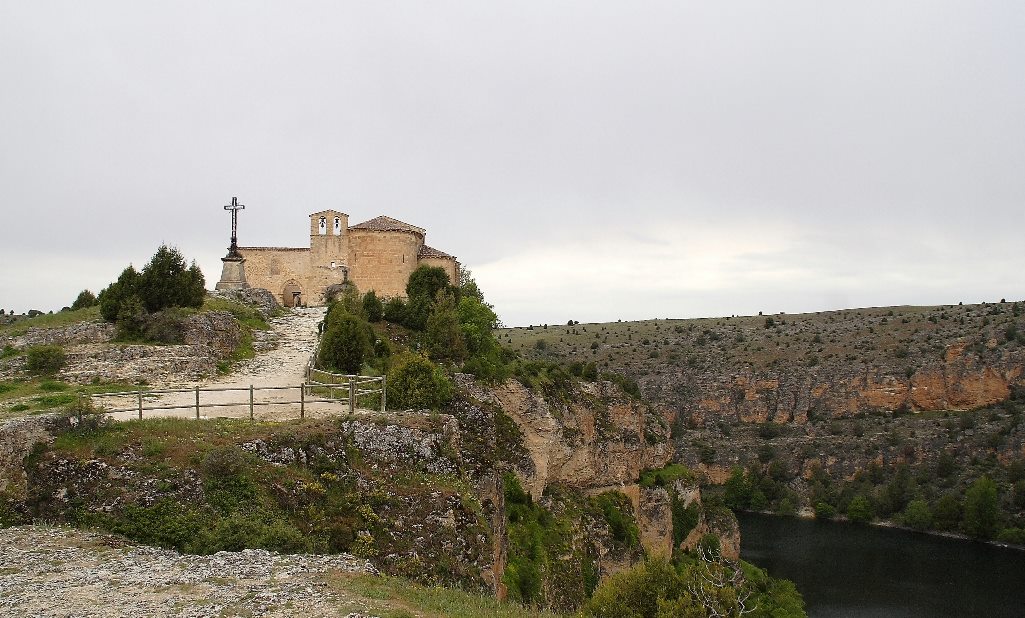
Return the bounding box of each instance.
[137,392,143,420]
[381,376,386,413]
[300,383,305,419]
[249,385,254,420]
[348,376,356,414]
[195,387,200,419]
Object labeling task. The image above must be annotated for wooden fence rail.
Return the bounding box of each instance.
[89,376,385,422]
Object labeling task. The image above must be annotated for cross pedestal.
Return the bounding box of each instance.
[215,196,251,291]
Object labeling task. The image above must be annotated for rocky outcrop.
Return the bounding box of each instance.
[182,310,242,356]
[0,414,69,503]
[0,320,114,349]
[673,481,741,560]
[211,287,281,317]
[5,311,243,386]
[463,378,672,498]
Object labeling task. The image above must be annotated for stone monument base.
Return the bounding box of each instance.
[215,256,250,291]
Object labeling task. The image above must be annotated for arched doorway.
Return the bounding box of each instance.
[282,281,302,307]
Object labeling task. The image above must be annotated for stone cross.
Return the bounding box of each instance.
[224,196,245,258]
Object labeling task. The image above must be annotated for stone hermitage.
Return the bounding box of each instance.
[230,210,459,307]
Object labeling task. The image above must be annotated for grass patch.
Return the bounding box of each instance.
[0,306,100,337]
[329,573,562,618]
[202,296,270,331]
[638,463,695,489]
[33,393,78,409]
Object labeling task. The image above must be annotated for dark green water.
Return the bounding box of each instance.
[737,512,1025,617]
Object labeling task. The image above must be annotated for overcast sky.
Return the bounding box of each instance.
[1,2,1022,326]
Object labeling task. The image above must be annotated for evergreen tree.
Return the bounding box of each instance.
[319,312,372,374]
[71,290,97,310]
[137,245,206,312]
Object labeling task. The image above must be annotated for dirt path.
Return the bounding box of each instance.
[98,307,377,422]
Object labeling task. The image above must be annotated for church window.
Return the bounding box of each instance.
[333,217,341,235]
[319,216,327,235]
[330,261,336,269]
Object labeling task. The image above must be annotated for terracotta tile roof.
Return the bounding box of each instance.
[349,216,425,236]
[418,245,456,260]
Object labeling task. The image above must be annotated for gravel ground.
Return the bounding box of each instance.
[0,525,382,618]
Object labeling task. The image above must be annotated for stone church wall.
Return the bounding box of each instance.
[237,248,311,306]
[348,230,422,298]
[419,256,459,286]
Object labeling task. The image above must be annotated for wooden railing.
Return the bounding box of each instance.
[89,377,384,422]
[307,367,386,413]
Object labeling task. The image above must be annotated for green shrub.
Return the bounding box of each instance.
[901,499,933,531]
[963,476,1000,539]
[39,380,68,392]
[319,312,372,374]
[71,289,97,310]
[996,527,1025,545]
[200,445,249,479]
[383,296,407,323]
[115,295,147,340]
[362,290,384,322]
[406,265,451,302]
[639,463,694,489]
[671,497,700,547]
[141,309,188,344]
[425,293,466,363]
[99,266,141,322]
[723,467,752,510]
[136,245,206,313]
[590,491,640,548]
[932,494,962,531]
[386,354,453,410]
[814,501,837,520]
[25,345,66,374]
[847,495,874,523]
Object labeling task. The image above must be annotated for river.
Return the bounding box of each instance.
[737,512,1025,617]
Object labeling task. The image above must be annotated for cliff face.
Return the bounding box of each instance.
[452,374,739,595]
[677,340,1023,425]
[462,378,673,497]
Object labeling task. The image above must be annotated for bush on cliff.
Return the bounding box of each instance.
[386,353,453,410]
